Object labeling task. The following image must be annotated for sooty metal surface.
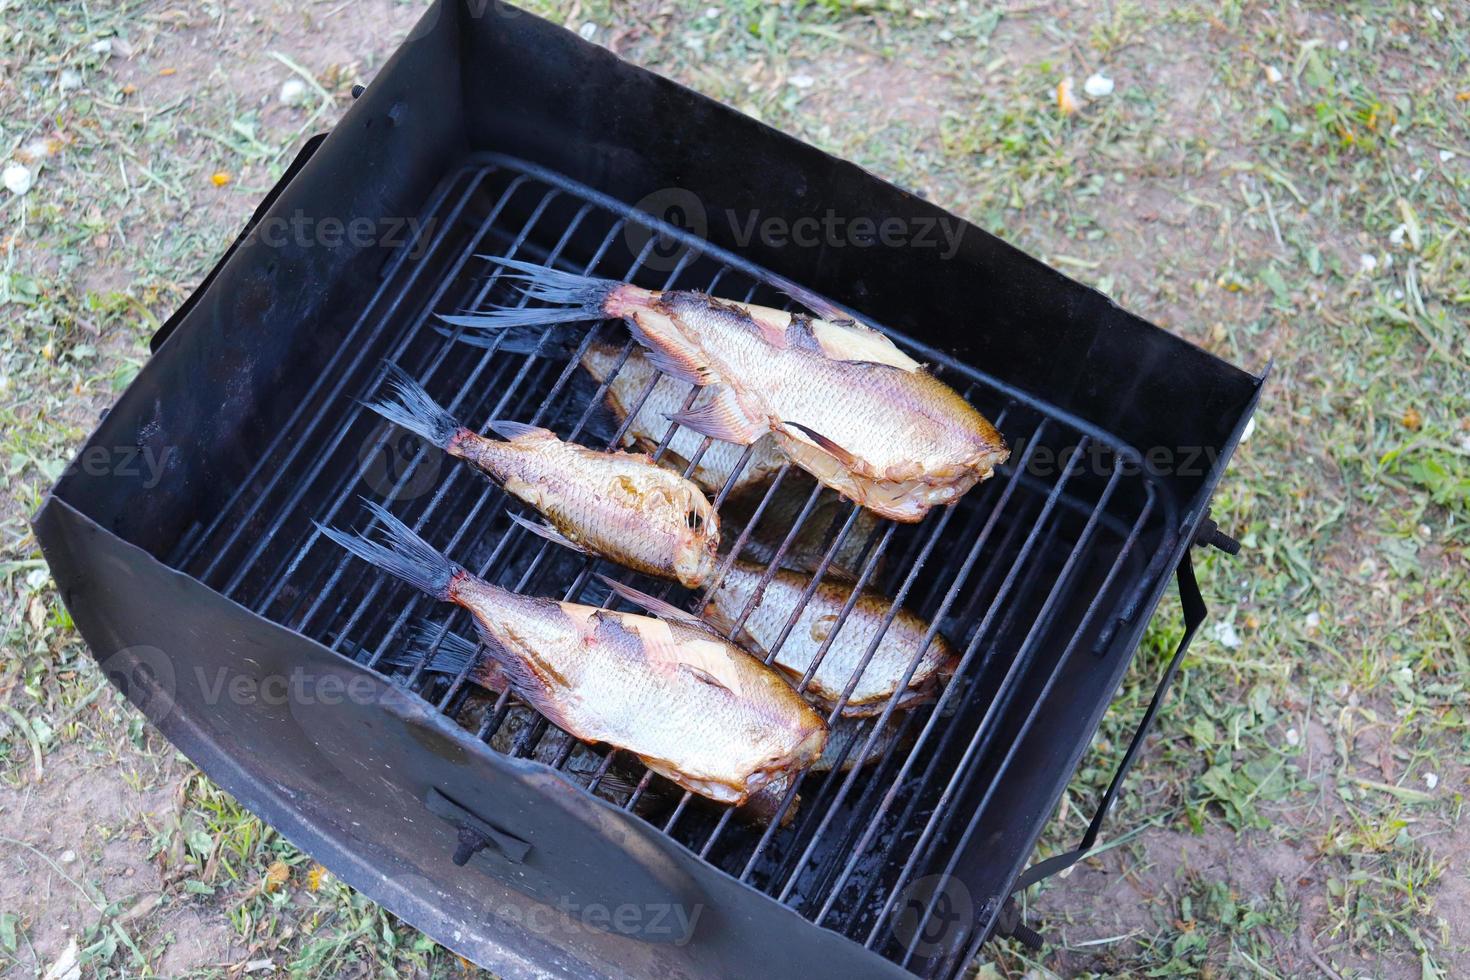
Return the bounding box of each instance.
[161,154,1176,973]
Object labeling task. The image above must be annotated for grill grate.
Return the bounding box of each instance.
[165,155,1177,974]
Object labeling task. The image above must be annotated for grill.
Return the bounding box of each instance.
[34,4,1263,978]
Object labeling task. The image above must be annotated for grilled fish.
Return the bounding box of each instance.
[701,561,957,717]
[364,362,719,588]
[445,259,1009,522]
[720,474,885,583]
[393,618,905,829]
[381,626,662,807]
[580,341,787,501]
[321,503,827,805]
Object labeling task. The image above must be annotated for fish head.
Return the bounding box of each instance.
[671,492,721,589]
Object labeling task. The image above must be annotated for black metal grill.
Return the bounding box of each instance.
[160,154,1177,974]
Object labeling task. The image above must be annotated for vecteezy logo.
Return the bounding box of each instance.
[888,873,974,959]
[97,645,177,725]
[625,188,709,273]
[358,427,444,502]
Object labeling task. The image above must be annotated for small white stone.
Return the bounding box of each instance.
[1285,728,1300,746]
[938,28,955,41]
[704,6,720,18]
[1412,167,1425,182]
[1337,39,1348,51]
[2,162,33,196]
[1305,611,1321,631]
[1264,65,1283,84]
[1425,773,1439,789]
[1083,73,1114,98]
[1389,224,1406,246]
[1429,6,1444,21]
[60,849,77,864]
[1359,253,1377,273]
[790,73,815,89]
[1440,149,1455,163]
[279,78,308,107]
[90,39,113,56]
[1208,620,1242,650]
[1393,288,1404,299]
[59,69,83,91]
[578,22,598,41]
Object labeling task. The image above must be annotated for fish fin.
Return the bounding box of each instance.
[617,303,724,387]
[487,419,558,443]
[471,618,575,709]
[507,512,590,555]
[596,772,639,797]
[394,620,480,675]
[640,342,720,387]
[637,755,746,804]
[361,362,464,450]
[316,499,462,601]
[782,422,861,469]
[597,575,704,624]
[666,386,765,444]
[678,662,735,695]
[764,270,859,326]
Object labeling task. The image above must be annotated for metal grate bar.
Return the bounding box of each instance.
[199,170,525,588]
[921,477,1158,977]
[882,459,1128,963]
[251,184,570,617]
[171,155,1181,976]
[168,163,485,572]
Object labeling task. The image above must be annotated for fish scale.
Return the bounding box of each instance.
[703,561,959,717]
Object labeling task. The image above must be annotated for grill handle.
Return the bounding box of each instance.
[425,787,533,866]
[1005,549,1208,906]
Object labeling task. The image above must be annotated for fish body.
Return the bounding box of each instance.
[366,363,719,588]
[448,260,1009,522]
[580,342,787,501]
[322,504,827,805]
[703,561,957,717]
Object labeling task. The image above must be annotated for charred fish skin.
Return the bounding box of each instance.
[363,362,720,589]
[703,561,958,717]
[319,502,827,805]
[443,258,1009,521]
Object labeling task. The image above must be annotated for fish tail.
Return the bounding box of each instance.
[438,256,620,342]
[363,362,464,451]
[317,500,462,601]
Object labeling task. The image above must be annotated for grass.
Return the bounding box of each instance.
[1,0,1467,976]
